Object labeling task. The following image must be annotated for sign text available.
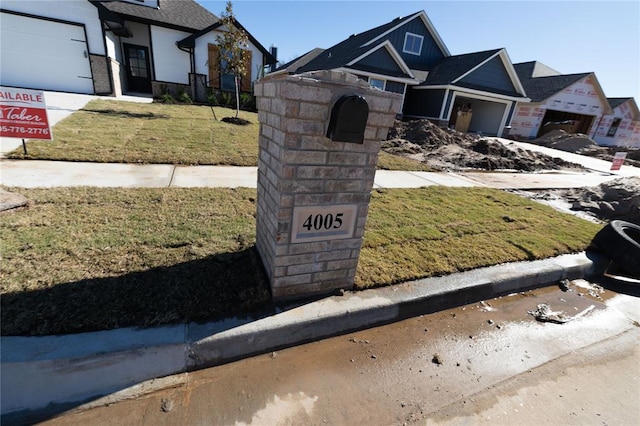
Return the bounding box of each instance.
[0,87,52,140]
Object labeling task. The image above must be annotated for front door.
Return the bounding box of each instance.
[124,43,152,93]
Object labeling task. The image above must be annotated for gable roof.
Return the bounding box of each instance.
[93,1,275,63]
[419,48,527,98]
[514,61,561,80]
[362,10,450,56]
[608,97,633,109]
[276,48,325,74]
[95,0,218,32]
[423,49,501,85]
[277,10,448,80]
[608,97,640,119]
[519,72,591,103]
[347,40,414,79]
[177,18,276,64]
[519,72,613,114]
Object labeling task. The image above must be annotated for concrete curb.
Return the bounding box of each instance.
[1,251,609,421]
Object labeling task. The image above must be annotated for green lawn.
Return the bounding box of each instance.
[7,99,431,171]
[0,186,601,336]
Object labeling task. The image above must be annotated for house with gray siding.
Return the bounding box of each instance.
[276,10,529,137]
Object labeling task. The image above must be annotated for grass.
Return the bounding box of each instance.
[10,100,260,166]
[7,99,431,171]
[0,186,601,336]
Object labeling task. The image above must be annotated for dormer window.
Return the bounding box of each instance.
[403,32,423,56]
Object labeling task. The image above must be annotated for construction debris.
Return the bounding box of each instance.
[527,303,595,324]
[534,130,606,155]
[385,119,582,172]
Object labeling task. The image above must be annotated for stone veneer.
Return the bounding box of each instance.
[254,70,402,299]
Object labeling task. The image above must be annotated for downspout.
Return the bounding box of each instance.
[177,43,196,100]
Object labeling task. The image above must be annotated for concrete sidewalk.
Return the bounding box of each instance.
[1,159,636,190]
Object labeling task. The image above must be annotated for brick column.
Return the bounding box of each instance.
[254,70,402,300]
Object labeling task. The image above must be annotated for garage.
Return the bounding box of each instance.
[448,96,509,137]
[536,109,595,137]
[0,12,94,94]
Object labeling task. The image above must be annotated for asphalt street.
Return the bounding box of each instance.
[36,279,640,426]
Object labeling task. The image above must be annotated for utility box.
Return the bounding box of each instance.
[254,70,402,300]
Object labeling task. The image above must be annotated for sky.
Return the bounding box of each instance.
[196,0,640,103]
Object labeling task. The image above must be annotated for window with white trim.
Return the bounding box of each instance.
[369,78,385,90]
[403,32,423,56]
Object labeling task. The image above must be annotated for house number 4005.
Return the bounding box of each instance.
[291,204,357,243]
[302,213,344,231]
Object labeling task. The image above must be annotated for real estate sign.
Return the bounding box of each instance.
[0,87,52,140]
[610,152,627,171]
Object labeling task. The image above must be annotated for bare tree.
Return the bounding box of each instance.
[216,1,249,119]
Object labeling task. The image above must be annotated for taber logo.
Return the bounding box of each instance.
[0,86,52,140]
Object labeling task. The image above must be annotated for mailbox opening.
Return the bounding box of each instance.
[326,94,369,144]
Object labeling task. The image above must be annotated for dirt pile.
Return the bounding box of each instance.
[563,177,640,224]
[384,119,582,172]
[530,177,640,224]
[534,130,607,155]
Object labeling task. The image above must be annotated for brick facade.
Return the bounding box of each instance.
[89,54,112,95]
[254,70,402,299]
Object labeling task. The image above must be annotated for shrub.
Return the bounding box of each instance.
[178,91,192,104]
[219,91,233,108]
[160,93,175,104]
[240,92,256,111]
[207,90,219,106]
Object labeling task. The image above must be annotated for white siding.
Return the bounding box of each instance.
[509,104,546,139]
[0,12,94,93]
[193,31,264,82]
[509,76,607,139]
[150,26,191,84]
[106,32,120,62]
[593,102,640,148]
[125,21,151,48]
[544,77,605,118]
[0,0,104,55]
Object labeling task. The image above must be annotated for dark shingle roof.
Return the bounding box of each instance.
[284,12,422,74]
[99,0,218,32]
[277,48,325,73]
[513,62,536,80]
[607,97,632,109]
[519,73,590,102]
[422,49,501,85]
[513,61,561,80]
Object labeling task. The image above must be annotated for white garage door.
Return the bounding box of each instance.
[0,13,94,94]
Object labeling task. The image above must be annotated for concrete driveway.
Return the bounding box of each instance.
[0,91,152,157]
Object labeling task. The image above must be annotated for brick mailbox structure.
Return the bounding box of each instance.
[254,70,402,299]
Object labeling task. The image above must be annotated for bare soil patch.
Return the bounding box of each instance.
[517,177,640,225]
[384,119,582,171]
[531,129,640,168]
[0,188,29,213]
